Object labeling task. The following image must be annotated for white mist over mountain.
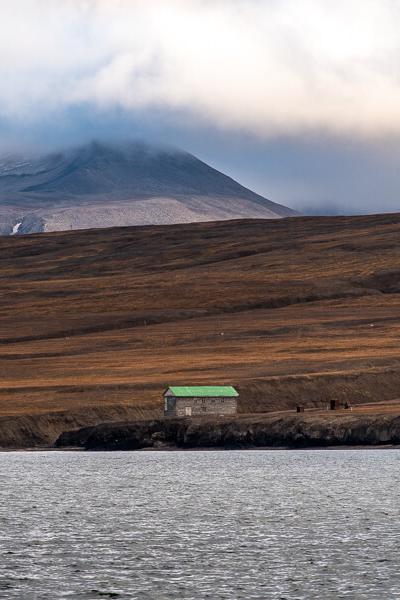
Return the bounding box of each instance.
[1,1,400,216]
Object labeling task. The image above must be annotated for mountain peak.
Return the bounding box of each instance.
[0,140,297,234]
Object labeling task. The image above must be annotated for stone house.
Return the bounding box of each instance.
[163,386,239,417]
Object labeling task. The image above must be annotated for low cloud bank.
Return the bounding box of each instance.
[2,1,400,137]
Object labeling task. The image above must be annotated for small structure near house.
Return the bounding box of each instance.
[330,399,347,411]
[164,386,239,417]
[296,405,305,413]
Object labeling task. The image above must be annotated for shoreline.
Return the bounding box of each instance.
[3,442,400,453]
[3,408,400,452]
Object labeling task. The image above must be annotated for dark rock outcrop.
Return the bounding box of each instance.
[55,412,400,451]
[0,405,158,449]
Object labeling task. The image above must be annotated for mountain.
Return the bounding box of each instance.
[0,141,296,234]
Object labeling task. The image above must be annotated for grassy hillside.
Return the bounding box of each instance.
[1,214,400,436]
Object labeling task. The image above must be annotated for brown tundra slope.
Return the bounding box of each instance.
[1,213,400,446]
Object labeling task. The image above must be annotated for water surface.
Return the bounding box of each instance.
[1,449,400,599]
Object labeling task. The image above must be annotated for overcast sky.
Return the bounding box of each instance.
[1,0,400,214]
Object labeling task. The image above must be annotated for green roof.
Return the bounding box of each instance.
[167,386,238,397]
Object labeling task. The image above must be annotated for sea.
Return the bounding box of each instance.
[1,449,400,599]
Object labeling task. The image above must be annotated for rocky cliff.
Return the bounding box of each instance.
[0,405,157,449]
[56,412,400,451]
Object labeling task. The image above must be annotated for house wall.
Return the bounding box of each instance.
[164,396,237,417]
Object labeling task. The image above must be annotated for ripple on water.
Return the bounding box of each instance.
[1,449,400,599]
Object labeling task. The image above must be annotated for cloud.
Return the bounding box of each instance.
[2,0,400,138]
